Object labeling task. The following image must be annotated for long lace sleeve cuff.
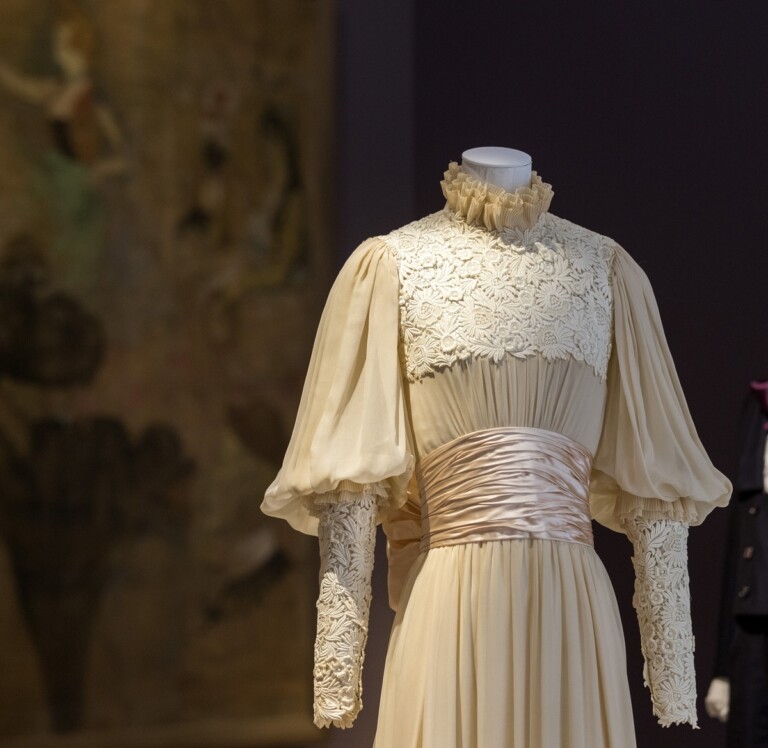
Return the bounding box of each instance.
[622,516,697,728]
[313,493,377,729]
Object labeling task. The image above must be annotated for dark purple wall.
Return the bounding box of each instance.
[329,1,768,746]
[336,0,414,257]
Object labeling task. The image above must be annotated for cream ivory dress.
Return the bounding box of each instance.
[262,165,731,747]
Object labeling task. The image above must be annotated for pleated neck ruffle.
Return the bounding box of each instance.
[441,161,554,232]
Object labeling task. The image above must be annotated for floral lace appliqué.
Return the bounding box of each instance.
[314,495,377,728]
[385,211,615,382]
[623,516,697,727]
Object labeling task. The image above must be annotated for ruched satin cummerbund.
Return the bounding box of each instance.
[417,426,594,551]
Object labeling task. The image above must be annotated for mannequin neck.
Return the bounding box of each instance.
[461,146,532,192]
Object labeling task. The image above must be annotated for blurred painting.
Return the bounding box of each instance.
[0,0,334,745]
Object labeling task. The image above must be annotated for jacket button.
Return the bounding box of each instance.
[743,546,755,560]
[749,506,758,515]
[738,585,751,598]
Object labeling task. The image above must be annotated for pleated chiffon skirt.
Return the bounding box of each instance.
[374,538,636,748]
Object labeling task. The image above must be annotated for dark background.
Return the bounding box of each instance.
[330,1,768,746]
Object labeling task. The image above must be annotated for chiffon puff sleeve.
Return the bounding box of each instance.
[262,237,413,728]
[262,236,414,534]
[590,244,731,531]
[591,244,731,727]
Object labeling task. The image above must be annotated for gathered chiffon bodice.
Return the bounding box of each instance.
[406,356,605,461]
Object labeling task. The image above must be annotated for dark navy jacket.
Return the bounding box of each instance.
[713,394,768,677]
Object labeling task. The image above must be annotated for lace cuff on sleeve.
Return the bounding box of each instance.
[312,493,377,729]
[622,516,697,728]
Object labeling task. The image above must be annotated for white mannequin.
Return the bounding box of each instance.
[461,146,532,192]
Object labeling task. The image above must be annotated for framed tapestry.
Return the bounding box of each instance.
[0,0,335,745]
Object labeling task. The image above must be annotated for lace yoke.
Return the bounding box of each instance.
[384,163,617,383]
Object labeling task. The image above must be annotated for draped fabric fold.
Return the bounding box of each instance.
[383,481,423,612]
[418,426,594,550]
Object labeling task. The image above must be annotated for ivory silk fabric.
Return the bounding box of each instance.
[263,165,731,747]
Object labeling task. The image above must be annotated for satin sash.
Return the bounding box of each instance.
[417,426,594,551]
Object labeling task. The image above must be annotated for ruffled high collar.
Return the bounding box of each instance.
[441,161,554,233]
